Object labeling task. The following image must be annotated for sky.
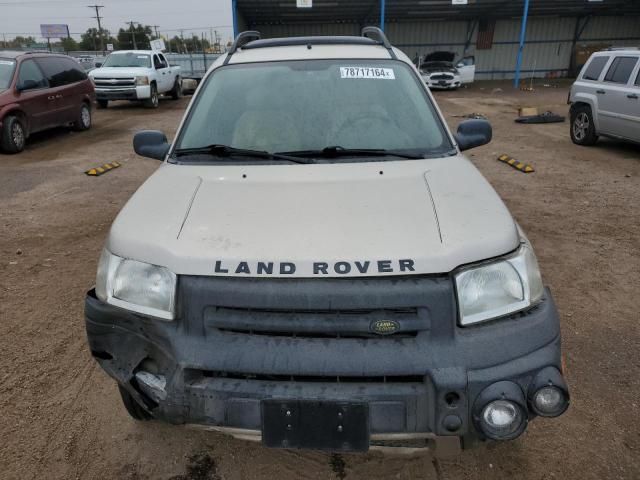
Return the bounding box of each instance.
[0,0,234,44]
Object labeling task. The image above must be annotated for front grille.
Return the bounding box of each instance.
[190,369,425,384]
[94,77,136,88]
[206,306,424,338]
[431,74,454,80]
[180,275,453,340]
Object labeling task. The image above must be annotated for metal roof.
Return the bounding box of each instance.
[237,0,640,24]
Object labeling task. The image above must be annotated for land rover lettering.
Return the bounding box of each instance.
[212,259,419,276]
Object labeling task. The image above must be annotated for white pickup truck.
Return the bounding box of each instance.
[89,50,182,108]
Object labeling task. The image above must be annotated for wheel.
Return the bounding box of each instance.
[73,103,92,131]
[570,105,598,146]
[144,83,159,108]
[170,77,182,100]
[97,99,108,109]
[0,115,26,153]
[118,385,153,421]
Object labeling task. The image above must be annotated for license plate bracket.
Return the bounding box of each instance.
[261,400,369,452]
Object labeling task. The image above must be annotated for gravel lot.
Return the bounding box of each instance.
[1,82,639,480]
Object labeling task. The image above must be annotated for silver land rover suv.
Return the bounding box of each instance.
[85,28,569,455]
[569,48,640,146]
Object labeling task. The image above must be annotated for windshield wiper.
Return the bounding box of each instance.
[173,144,314,164]
[277,146,425,160]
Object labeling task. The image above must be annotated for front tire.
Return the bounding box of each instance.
[1,115,26,153]
[570,105,598,146]
[73,103,92,131]
[170,77,182,100]
[144,83,159,109]
[118,385,153,421]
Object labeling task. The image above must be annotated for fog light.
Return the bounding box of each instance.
[532,386,567,417]
[480,400,525,440]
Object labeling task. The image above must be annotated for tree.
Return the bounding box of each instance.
[166,34,210,53]
[117,25,152,50]
[58,37,78,51]
[79,28,117,51]
[0,36,36,49]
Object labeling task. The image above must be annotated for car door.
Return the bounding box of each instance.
[35,56,78,124]
[14,59,51,133]
[58,57,90,119]
[597,55,639,139]
[159,54,175,91]
[153,54,171,92]
[456,56,476,84]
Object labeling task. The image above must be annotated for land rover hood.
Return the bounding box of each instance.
[108,156,519,277]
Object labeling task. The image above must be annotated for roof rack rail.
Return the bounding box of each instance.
[362,26,396,59]
[224,30,261,65]
[604,46,639,51]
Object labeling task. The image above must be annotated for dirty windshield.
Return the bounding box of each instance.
[0,59,16,90]
[102,53,151,68]
[175,60,452,159]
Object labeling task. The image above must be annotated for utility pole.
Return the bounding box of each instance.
[180,29,187,54]
[127,21,139,50]
[152,25,160,39]
[88,5,104,53]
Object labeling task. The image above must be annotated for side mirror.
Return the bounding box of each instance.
[455,119,492,151]
[16,79,38,92]
[94,62,103,68]
[133,130,170,160]
[456,62,465,69]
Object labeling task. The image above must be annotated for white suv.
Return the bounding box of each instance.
[85,27,569,454]
[569,48,640,145]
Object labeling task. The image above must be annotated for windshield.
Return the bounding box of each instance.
[0,59,16,89]
[101,53,150,68]
[175,60,452,159]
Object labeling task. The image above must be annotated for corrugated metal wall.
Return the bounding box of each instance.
[254,15,640,80]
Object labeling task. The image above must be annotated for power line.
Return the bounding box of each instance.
[88,4,104,52]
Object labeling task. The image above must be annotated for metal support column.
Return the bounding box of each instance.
[513,0,531,88]
[232,0,238,38]
[380,0,386,32]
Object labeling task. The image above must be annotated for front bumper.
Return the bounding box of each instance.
[95,85,150,101]
[85,279,568,452]
[423,77,461,89]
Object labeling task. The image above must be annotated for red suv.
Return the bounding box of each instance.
[0,51,95,153]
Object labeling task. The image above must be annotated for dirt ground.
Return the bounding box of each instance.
[1,81,639,480]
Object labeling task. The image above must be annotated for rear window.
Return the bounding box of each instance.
[0,58,16,89]
[582,56,609,81]
[604,56,639,84]
[36,56,88,88]
[636,69,640,86]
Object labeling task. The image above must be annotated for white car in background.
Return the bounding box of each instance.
[419,52,476,90]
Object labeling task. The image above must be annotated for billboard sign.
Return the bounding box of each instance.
[40,24,70,39]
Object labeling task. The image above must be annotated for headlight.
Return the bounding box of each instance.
[135,76,150,86]
[95,249,176,320]
[455,241,544,326]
